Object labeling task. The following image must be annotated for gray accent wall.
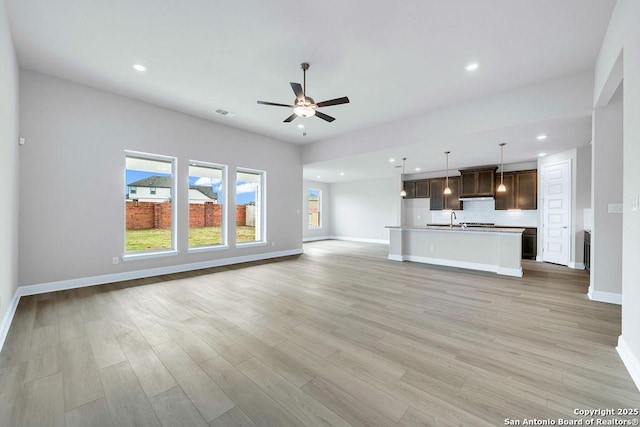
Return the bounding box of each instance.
[18,70,302,286]
[0,0,19,323]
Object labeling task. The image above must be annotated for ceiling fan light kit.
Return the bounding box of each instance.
[257,63,349,123]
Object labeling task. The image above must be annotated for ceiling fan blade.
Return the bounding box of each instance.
[257,100,295,108]
[283,113,297,122]
[316,96,350,108]
[290,82,304,101]
[314,111,335,122]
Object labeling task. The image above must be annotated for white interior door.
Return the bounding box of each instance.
[542,160,572,265]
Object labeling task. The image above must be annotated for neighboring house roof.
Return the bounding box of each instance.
[128,176,172,188]
[190,185,217,200]
[128,176,218,200]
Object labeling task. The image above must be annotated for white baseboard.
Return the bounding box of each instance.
[587,287,622,305]
[617,335,640,392]
[569,262,585,270]
[0,248,303,352]
[396,255,523,277]
[302,236,332,242]
[0,290,21,354]
[329,236,389,245]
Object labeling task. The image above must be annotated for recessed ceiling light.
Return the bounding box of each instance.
[389,158,395,163]
[536,134,548,140]
[316,175,321,179]
[465,63,479,71]
[133,64,147,72]
[414,167,421,171]
[297,124,304,129]
[340,172,345,176]
[538,152,547,157]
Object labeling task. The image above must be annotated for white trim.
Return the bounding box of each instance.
[187,245,229,254]
[236,241,267,248]
[18,248,303,297]
[122,249,179,262]
[569,262,585,270]
[398,255,523,277]
[617,335,640,392]
[303,236,332,242]
[0,291,21,353]
[587,287,622,305]
[329,236,389,245]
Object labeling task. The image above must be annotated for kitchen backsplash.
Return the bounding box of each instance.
[404,198,538,227]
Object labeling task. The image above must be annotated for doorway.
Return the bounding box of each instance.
[541,160,572,266]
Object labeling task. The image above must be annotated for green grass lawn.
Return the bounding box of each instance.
[126,226,256,252]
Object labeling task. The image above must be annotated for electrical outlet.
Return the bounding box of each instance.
[632,194,640,212]
[430,246,435,252]
[112,257,119,265]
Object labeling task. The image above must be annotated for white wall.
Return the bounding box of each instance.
[590,86,622,300]
[303,71,593,165]
[302,180,331,241]
[330,176,400,243]
[18,70,302,286]
[594,0,640,391]
[0,0,19,331]
[538,148,592,267]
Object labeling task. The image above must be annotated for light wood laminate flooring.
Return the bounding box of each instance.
[1,240,639,426]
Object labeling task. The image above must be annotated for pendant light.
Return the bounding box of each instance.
[400,157,407,197]
[497,143,507,192]
[443,151,452,195]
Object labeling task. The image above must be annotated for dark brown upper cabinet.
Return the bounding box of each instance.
[429,177,462,210]
[495,169,537,210]
[415,180,430,198]
[402,179,430,199]
[459,167,498,198]
[402,181,417,198]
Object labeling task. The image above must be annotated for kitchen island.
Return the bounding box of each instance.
[386,225,524,277]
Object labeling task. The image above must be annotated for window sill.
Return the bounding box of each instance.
[236,241,267,248]
[188,245,229,254]
[122,249,179,262]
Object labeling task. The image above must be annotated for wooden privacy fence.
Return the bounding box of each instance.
[126,202,251,229]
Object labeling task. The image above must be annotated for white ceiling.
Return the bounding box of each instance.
[6,0,615,180]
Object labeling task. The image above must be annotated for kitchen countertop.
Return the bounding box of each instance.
[386,225,525,233]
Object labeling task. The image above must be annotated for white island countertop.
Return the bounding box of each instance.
[386,225,525,234]
[386,225,524,277]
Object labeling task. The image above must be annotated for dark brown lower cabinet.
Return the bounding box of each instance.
[522,228,537,260]
[584,230,591,272]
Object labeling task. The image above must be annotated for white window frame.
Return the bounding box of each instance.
[307,188,322,229]
[123,150,178,261]
[236,167,267,247]
[188,160,229,253]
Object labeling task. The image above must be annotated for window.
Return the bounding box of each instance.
[124,151,176,255]
[307,189,321,228]
[188,161,226,249]
[236,168,265,244]
[150,186,156,195]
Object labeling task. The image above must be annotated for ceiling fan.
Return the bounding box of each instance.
[257,63,350,123]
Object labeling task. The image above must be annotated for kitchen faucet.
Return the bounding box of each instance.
[450,211,457,229]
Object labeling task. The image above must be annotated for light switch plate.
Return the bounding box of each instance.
[608,203,623,213]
